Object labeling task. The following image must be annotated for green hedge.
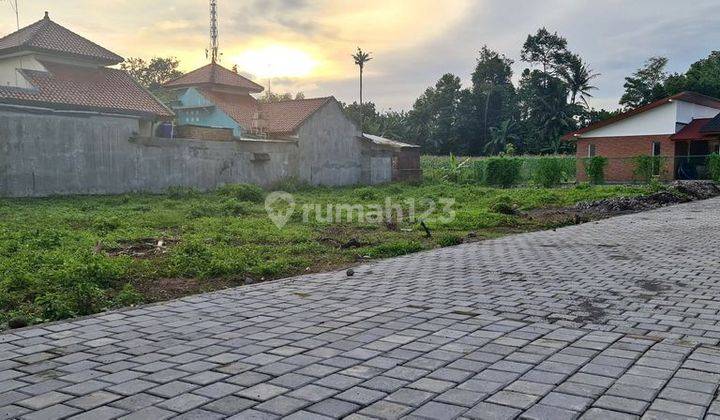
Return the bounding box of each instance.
[709,153,720,182]
[583,156,609,185]
[533,157,567,188]
[485,157,523,188]
[633,156,666,183]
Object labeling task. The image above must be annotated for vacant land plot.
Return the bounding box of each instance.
[0,181,652,327]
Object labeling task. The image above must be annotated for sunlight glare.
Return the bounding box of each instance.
[234,45,318,79]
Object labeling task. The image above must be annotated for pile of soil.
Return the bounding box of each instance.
[527,180,720,225]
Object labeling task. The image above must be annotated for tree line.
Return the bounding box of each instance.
[343,29,720,156]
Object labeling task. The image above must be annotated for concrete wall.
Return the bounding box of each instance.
[0,110,299,197]
[295,100,364,186]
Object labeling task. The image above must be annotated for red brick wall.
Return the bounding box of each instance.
[176,125,234,141]
[575,135,676,182]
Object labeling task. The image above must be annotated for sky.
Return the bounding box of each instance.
[3,0,720,112]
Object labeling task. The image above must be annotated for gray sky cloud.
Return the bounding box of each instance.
[3,1,720,112]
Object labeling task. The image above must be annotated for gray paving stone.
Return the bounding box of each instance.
[411,401,467,419]
[202,395,256,415]
[464,402,522,420]
[238,384,289,402]
[521,404,579,420]
[307,398,360,418]
[5,199,720,418]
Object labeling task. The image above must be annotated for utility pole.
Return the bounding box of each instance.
[209,0,219,63]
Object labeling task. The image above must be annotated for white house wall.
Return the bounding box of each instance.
[0,54,45,89]
[675,101,720,124]
[580,102,677,138]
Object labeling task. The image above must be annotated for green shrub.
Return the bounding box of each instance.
[366,240,424,258]
[485,157,523,188]
[437,234,463,247]
[216,183,264,203]
[269,176,311,193]
[355,187,378,200]
[114,283,144,307]
[166,186,199,199]
[583,156,609,185]
[533,157,565,188]
[633,155,666,183]
[489,195,518,215]
[708,153,720,182]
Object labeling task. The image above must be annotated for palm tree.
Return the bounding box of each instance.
[559,54,599,107]
[352,47,372,131]
[485,119,518,155]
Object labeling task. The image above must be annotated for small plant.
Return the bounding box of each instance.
[355,187,378,200]
[485,157,523,188]
[533,157,566,188]
[633,155,666,183]
[166,186,199,199]
[583,156,608,185]
[366,240,424,258]
[437,234,463,247]
[114,283,144,307]
[269,176,311,193]
[489,195,518,215]
[443,153,471,182]
[708,153,720,182]
[216,183,264,203]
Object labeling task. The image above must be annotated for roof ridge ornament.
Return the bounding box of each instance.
[44,11,49,19]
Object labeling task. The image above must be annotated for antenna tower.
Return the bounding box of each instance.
[209,0,219,63]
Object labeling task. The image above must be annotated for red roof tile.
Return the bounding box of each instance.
[196,89,333,136]
[198,89,259,129]
[670,118,714,141]
[0,13,123,65]
[0,61,173,118]
[165,63,264,93]
[260,97,334,135]
[563,91,720,141]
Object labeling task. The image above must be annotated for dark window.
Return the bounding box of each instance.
[652,141,661,157]
[715,144,720,154]
[588,144,596,157]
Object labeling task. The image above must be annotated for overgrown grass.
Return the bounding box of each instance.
[422,154,577,185]
[0,181,651,327]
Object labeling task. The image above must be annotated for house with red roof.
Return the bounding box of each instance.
[0,11,173,133]
[164,62,421,185]
[563,92,720,182]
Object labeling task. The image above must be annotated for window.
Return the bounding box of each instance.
[587,144,596,157]
[715,144,720,154]
[652,141,662,157]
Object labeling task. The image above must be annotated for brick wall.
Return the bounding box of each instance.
[176,125,234,141]
[575,135,675,182]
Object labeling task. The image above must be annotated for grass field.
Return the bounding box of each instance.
[0,181,651,328]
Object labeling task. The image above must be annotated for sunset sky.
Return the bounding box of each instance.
[2,1,720,111]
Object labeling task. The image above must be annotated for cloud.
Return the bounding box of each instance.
[4,0,720,111]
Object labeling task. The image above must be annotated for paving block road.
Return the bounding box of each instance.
[2,198,720,419]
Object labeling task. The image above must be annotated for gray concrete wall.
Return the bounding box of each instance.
[0,111,299,197]
[296,101,364,186]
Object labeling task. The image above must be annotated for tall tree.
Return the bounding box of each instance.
[407,74,464,154]
[352,48,373,131]
[664,51,720,98]
[468,46,517,155]
[619,57,668,110]
[518,70,578,154]
[520,27,570,75]
[558,53,599,107]
[121,57,183,90]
